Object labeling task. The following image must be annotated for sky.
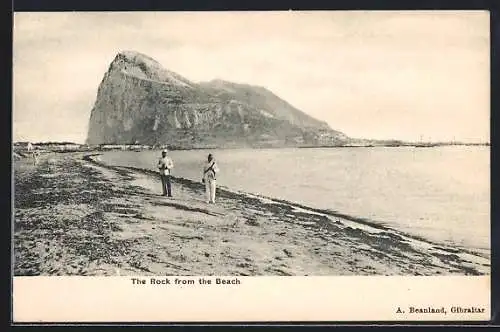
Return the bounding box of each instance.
[13,11,490,143]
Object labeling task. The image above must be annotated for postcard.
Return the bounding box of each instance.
[12,10,491,323]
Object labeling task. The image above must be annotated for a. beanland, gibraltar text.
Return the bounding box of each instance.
[407,306,486,314]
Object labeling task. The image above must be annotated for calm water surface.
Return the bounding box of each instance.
[99,146,490,253]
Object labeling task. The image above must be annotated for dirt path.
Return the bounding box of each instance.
[13,153,490,276]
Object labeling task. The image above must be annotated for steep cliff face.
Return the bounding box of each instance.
[86,51,348,147]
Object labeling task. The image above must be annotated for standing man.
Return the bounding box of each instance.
[157,149,174,197]
[202,153,219,204]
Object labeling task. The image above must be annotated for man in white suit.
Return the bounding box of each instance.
[202,153,219,204]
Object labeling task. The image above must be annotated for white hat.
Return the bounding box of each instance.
[162,149,168,153]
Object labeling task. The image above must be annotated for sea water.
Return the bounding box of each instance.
[99,146,490,254]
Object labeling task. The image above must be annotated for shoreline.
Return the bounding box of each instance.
[88,153,490,259]
[13,152,490,276]
[13,142,490,156]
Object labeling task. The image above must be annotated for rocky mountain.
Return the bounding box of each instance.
[86,50,349,148]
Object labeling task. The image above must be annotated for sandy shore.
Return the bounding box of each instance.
[13,152,490,276]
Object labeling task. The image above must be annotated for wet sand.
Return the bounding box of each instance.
[13,152,490,276]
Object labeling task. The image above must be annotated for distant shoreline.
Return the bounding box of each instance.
[298,143,490,149]
[12,142,490,154]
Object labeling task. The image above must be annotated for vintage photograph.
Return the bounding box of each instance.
[13,11,490,277]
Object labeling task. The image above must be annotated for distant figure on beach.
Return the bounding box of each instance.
[32,149,40,166]
[157,149,174,197]
[26,142,38,165]
[27,143,40,166]
[202,154,219,204]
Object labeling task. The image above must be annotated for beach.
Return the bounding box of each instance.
[13,152,490,276]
